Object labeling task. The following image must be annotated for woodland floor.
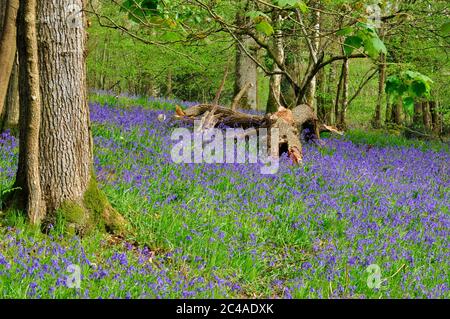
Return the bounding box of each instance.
[0,94,449,298]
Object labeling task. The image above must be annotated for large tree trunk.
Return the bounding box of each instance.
[0,0,19,133]
[0,0,19,129]
[372,53,386,128]
[266,12,285,113]
[235,12,258,110]
[12,0,125,233]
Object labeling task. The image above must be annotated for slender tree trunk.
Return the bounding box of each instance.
[266,13,284,113]
[429,101,441,135]
[1,52,19,132]
[372,53,386,128]
[305,7,320,111]
[0,0,19,133]
[0,0,19,124]
[12,0,125,233]
[422,101,432,130]
[334,62,344,125]
[324,64,336,124]
[337,58,349,129]
[235,12,258,110]
[413,101,423,127]
[392,99,403,125]
[0,0,6,25]
[167,68,173,98]
[99,37,108,90]
[16,0,42,223]
[316,68,326,122]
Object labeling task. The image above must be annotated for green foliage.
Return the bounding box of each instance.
[385,71,434,116]
[344,35,363,56]
[246,10,270,21]
[336,26,354,36]
[343,23,387,58]
[87,2,233,103]
[275,0,308,12]
[440,21,450,35]
[121,0,161,22]
[255,20,274,36]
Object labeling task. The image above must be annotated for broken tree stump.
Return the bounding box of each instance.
[173,103,343,164]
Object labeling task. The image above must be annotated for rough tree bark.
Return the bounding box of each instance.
[235,11,258,110]
[266,12,285,113]
[11,0,125,234]
[0,0,19,132]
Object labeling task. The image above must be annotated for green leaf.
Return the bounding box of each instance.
[356,22,376,34]
[294,1,308,13]
[385,76,401,95]
[255,20,274,36]
[405,71,433,84]
[364,36,387,59]
[410,81,427,98]
[336,27,354,36]
[246,10,270,21]
[277,0,295,6]
[343,36,363,56]
[276,0,308,12]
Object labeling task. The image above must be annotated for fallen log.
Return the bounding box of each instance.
[173,103,343,164]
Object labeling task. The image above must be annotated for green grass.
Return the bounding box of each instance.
[88,92,184,111]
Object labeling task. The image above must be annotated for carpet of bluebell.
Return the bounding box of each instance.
[0,100,448,298]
